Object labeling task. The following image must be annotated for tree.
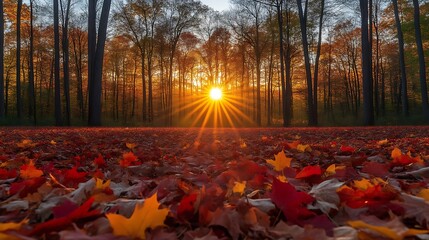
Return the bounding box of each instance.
[88,0,112,126]
[274,0,290,126]
[392,0,408,116]
[54,0,62,126]
[360,0,374,125]
[231,0,267,126]
[28,0,36,124]
[16,0,22,119]
[61,0,72,125]
[162,0,207,125]
[412,0,429,120]
[0,0,4,118]
[296,0,316,125]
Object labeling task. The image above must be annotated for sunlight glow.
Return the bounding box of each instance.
[209,88,223,101]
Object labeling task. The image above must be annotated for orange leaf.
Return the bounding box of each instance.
[119,151,138,167]
[16,139,36,149]
[20,160,43,179]
[390,148,422,166]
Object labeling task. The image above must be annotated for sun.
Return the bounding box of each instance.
[209,87,223,101]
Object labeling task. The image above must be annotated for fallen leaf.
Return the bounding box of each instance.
[16,139,36,149]
[30,197,100,236]
[266,150,292,172]
[9,177,46,198]
[297,144,311,152]
[20,160,43,179]
[340,145,356,153]
[295,165,322,180]
[0,219,28,240]
[418,189,429,201]
[271,178,315,223]
[348,215,429,239]
[396,193,429,229]
[377,139,388,146]
[93,155,106,168]
[126,142,137,150]
[119,152,138,167]
[0,168,17,180]
[106,192,168,239]
[232,181,246,195]
[309,179,344,214]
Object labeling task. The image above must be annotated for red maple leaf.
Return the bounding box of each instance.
[295,165,322,180]
[0,168,17,180]
[340,145,356,154]
[63,167,88,187]
[9,177,46,197]
[177,193,198,222]
[271,178,315,223]
[30,197,100,236]
[93,154,106,168]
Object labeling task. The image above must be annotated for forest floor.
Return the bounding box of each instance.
[0,126,429,239]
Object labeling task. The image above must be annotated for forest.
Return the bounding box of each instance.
[1,0,429,127]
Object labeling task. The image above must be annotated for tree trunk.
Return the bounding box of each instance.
[0,0,4,118]
[360,0,374,125]
[296,0,315,126]
[88,0,112,126]
[392,0,408,116]
[29,0,36,124]
[412,0,429,120]
[141,50,147,122]
[313,0,325,126]
[276,0,288,126]
[16,0,22,119]
[72,30,85,120]
[54,0,62,125]
[61,0,72,125]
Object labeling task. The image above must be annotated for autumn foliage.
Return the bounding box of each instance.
[0,127,429,239]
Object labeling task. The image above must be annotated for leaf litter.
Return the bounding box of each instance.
[0,127,428,239]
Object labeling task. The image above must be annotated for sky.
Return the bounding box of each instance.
[200,0,231,12]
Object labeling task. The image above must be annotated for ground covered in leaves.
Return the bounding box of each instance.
[1,126,429,239]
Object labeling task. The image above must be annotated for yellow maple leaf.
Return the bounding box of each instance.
[352,179,373,190]
[126,142,137,150]
[349,220,429,239]
[276,175,288,183]
[325,164,336,176]
[417,189,429,201]
[16,139,36,149]
[20,160,43,179]
[297,144,312,152]
[0,219,28,240]
[0,219,28,232]
[95,178,110,190]
[377,139,388,146]
[107,193,168,239]
[232,181,246,195]
[266,150,292,171]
